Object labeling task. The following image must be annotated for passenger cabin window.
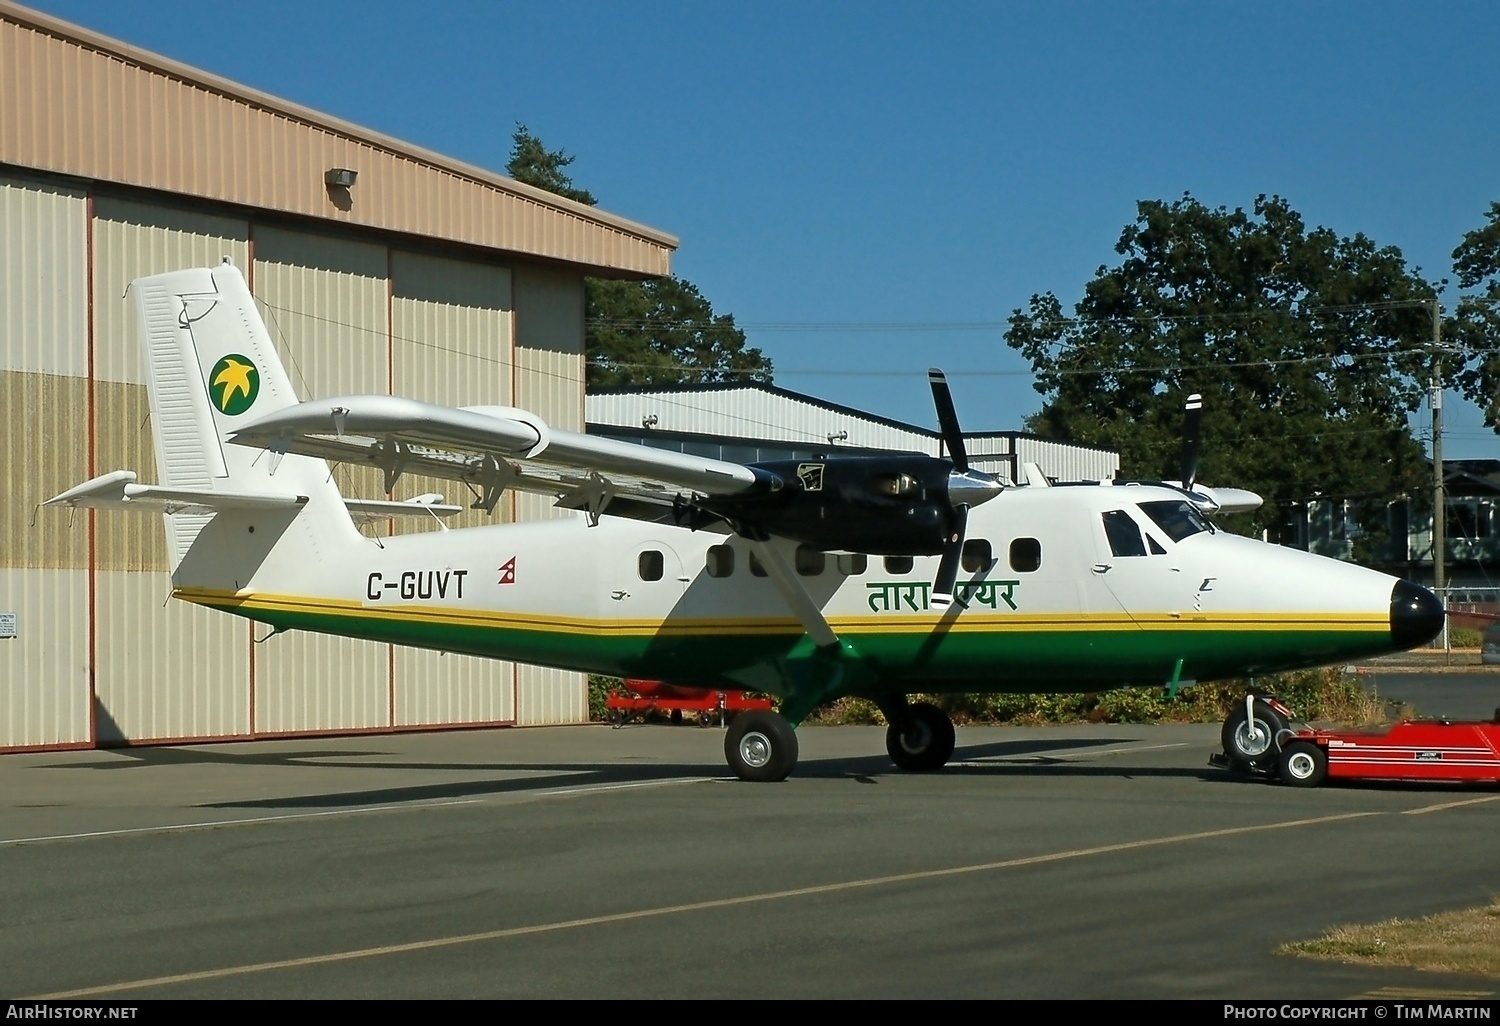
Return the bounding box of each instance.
[706,545,734,578]
[639,550,664,581]
[837,553,868,576]
[1138,500,1212,542]
[1009,537,1042,573]
[961,539,993,573]
[1101,510,1148,557]
[748,552,768,578]
[884,555,914,574]
[795,545,825,577]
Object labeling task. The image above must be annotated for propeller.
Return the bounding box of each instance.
[1170,392,1264,514]
[927,369,1002,608]
[1179,392,1203,493]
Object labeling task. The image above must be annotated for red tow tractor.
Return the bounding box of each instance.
[1214,692,1500,787]
[605,679,773,728]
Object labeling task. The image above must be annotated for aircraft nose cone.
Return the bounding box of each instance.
[1390,579,1444,650]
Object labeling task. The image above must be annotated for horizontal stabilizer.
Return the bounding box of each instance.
[45,470,308,514]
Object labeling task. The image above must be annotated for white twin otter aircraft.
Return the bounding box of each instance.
[48,263,1445,781]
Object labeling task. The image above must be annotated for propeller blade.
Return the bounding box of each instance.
[1180,393,1203,492]
[929,368,968,471]
[930,504,969,608]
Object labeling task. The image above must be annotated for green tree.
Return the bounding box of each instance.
[506,123,596,205]
[505,125,772,389]
[1450,202,1500,429]
[1005,194,1435,547]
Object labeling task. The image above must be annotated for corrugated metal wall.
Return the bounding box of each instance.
[1,175,599,749]
[0,173,91,749]
[588,388,940,453]
[1013,436,1118,483]
[91,195,254,743]
[250,226,392,734]
[389,250,517,727]
[511,268,588,720]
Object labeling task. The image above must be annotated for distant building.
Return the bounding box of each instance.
[586,380,1121,484]
[1298,458,1500,602]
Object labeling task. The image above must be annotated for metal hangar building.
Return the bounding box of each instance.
[0,4,678,751]
[587,381,1120,485]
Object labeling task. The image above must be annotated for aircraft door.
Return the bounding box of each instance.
[611,540,688,623]
[1089,506,1183,625]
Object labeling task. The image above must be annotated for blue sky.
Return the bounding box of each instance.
[25,0,1500,457]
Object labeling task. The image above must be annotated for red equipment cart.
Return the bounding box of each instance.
[605,679,773,728]
[1243,712,1500,787]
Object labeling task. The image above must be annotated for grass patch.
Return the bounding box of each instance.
[1278,899,1500,978]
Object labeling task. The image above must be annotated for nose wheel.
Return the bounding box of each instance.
[1221,693,1290,772]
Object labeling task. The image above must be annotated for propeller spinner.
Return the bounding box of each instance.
[928,369,1003,607]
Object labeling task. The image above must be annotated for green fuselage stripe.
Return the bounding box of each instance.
[190,592,1395,697]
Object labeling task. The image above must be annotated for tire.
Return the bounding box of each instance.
[886,702,957,772]
[724,711,799,782]
[670,708,684,726]
[606,708,625,727]
[1221,697,1288,770]
[697,709,716,728]
[1277,741,1328,788]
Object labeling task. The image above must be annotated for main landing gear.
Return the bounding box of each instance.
[725,710,799,782]
[721,698,960,781]
[877,697,957,772]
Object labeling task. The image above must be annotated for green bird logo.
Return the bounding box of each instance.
[210,355,260,416]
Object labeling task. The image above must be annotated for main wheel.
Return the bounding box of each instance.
[886,702,956,772]
[1277,740,1328,788]
[724,710,798,782]
[1221,697,1288,770]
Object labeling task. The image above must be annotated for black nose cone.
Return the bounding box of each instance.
[1390,580,1444,650]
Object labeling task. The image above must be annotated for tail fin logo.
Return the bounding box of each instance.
[209,355,260,416]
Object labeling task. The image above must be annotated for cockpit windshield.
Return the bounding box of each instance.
[1138,500,1213,542]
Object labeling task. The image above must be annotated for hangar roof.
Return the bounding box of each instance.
[0,2,677,277]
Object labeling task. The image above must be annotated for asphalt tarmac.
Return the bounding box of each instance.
[1,691,1497,999]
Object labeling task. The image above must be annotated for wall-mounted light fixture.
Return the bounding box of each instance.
[324,168,358,188]
[642,414,659,429]
[827,431,849,445]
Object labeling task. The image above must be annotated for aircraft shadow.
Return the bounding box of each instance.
[31,733,1236,811]
[189,736,1222,809]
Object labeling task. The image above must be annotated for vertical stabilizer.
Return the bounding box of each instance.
[135,262,356,587]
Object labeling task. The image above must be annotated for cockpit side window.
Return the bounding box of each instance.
[1139,500,1212,542]
[1101,510,1147,557]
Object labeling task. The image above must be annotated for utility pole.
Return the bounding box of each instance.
[1431,298,1445,610]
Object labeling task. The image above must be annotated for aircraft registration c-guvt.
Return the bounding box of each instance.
[47,264,1445,781]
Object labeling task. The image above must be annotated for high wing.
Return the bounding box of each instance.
[229,395,771,522]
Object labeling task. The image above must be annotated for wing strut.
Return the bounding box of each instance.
[745,539,839,649]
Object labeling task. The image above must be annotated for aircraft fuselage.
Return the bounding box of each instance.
[178,480,1438,700]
